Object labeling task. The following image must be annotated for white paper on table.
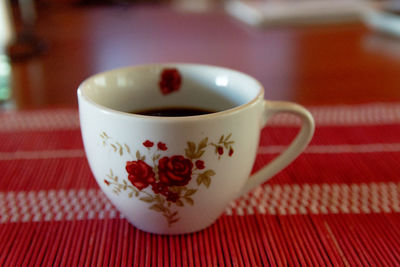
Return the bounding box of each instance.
[225,0,382,27]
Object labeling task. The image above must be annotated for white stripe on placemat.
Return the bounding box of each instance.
[0,150,86,160]
[227,182,400,216]
[2,103,400,132]
[275,102,400,126]
[0,109,79,132]
[258,143,400,154]
[2,143,400,161]
[0,183,399,223]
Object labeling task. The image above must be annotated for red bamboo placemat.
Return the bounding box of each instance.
[1,103,400,266]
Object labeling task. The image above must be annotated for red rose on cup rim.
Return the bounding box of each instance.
[158,155,193,186]
[126,160,155,190]
[159,68,181,95]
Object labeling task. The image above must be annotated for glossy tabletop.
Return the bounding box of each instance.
[4,2,400,110]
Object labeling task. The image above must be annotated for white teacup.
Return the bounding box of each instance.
[78,63,314,234]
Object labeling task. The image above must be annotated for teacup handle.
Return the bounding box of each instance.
[239,100,315,196]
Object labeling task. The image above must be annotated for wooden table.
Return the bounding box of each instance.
[5,2,400,110]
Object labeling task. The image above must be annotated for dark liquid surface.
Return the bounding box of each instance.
[131,107,215,117]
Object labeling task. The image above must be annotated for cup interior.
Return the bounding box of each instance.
[78,64,263,115]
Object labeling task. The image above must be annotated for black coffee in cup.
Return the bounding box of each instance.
[131,107,215,117]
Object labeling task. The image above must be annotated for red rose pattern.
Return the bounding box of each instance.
[126,160,155,190]
[103,134,234,226]
[127,141,195,203]
[159,68,182,95]
[158,156,193,186]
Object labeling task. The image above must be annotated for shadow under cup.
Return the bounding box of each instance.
[80,64,263,116]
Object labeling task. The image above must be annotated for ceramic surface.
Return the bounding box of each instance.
[78,64,314,234]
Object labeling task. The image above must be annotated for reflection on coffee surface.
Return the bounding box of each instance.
[131,107,215,117]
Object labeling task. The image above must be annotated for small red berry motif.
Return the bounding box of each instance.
[151,182,168,194]
[195,160,205,170]
[159,68,182,95]
[101,133,234,227]
[143,140,154,148]
[157,142,167,151]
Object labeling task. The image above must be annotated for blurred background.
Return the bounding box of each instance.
[0,0,400,110]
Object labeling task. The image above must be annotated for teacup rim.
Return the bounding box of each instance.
[77,63,265,121]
